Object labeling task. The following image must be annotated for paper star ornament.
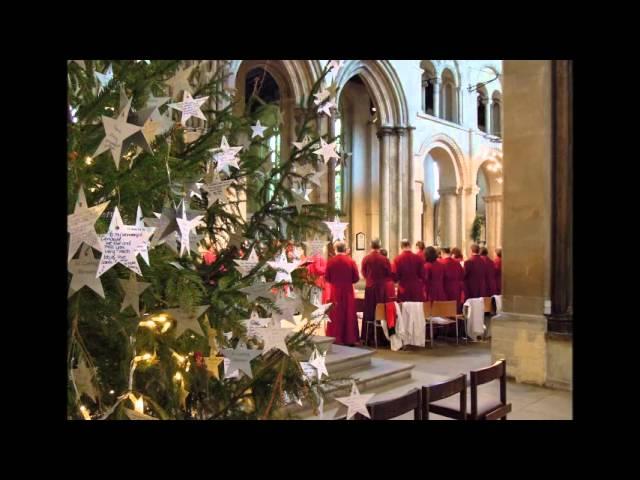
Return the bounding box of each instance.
[221,344,262,379]
[201,179,235,208]
[239,281,277,302]
[309,347,329,381]
[145,93,171,110]
[242,310,272,339]
[96,207,153,277]
[271,292,301,324]
[292,135,316,151]
[323,216,349,241]
[93,98,143,169]
[234,248,261,277]
[335,381,375,420]
[318,99,337,116]
[94,64,113,93]
[165,65,196,98]
[68,245,105,298]
[250,120,268,139]
[176,206,204,257]
[313,89,331,105]
[210,136,243,174]
[204,355,224,380]
[290,186,312,214]
[313,138,340,164]
[67,186,110,260]
[328,60,344,74]
[281,313,307,332]
[255,325,290,355]
[119,272,151,316]
[165,305,208,338]
[168,91,209,125]
[71,356,98,402]
[134,204,155,266]
[267,250,301,284]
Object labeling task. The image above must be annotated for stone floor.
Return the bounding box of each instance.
[312,341,572,420]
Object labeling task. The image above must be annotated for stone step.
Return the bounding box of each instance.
[310,335,335,354]
[285,355,415,417]
[325,344,374,375]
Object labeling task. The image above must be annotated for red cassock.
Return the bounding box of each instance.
[494,256,502,295]
[307,254,331,304]
[481,256,497,297]
[392,251,426,302]
[361,250,392,343]
[442,257,464,312]
[464,254,487,299]
[324,253,360,345]
[424,260,447,301]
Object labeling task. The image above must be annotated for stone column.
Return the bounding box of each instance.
[316,114,330,204]
[406,126,416,242]
[462,185,480,254]
[437,187,460,247]
[367,120,379,241]
[433,78,440,118]
[377,127,393,250]
[490,60,563,388]
[484,194,503,255]
[484,97,491,134]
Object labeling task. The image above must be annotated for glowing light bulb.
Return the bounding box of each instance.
[85,156,93,165]
[109,390,115,395]
[161,322,172,333]
[174,372,183,382]
[79,405,91,420]
[142,353,152,361]
[134,396,144,413]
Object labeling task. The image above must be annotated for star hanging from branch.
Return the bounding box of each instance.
[94,64,113,93]
[323,216,349,241]
[234,247,261,277]
[165,64,196,99]
[119,272,151,317]
[68,244,105,299]
[96,207,153,277]
[168,91,209,125]
[221,344,262,379]
[335,381,375,420]
[176,203,204,257]
[250,120,268,139]
[164,305,209,338]
[93,97,143,169]
[210,136,243,175]
[313,138,340,164]
[67,186,110,260]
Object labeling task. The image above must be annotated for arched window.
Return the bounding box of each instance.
[441,69,457,123]
[491,92,502,137]
[420,61,436,115]
[244,67,281,201]
[477,85,488,133]
[334,116,343,212]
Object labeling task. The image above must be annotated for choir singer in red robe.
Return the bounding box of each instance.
[325,241,360,346]
[361,239,392,345]
[464,244,486,299]
[440,247,464,312]
[494,247,502,295]
[392,239,425,302]
[480,247,497,296]
[424,246,446,301]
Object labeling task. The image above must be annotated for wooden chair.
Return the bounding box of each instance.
[364,303,387,348]
[422,374,467,420]
[470,359,512,420]
[354,388,422,420]
[426,300,459,347]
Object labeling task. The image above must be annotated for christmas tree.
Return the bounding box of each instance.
[67,59,348,420]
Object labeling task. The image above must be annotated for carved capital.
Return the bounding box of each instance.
[376,126,395,139]
[438,186,462,196]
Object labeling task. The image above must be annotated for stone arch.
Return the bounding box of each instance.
[335,60,409,127]
[416,133,467,188]
[475,149,503,196]
[227,60,322,107]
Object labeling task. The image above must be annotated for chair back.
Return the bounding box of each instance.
[470,359,510,419]
[430,300,457,318]
[355,388,422,420]
[422,374,467,420]
[374,303,386,321]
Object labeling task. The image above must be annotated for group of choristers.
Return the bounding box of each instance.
[304,238,502,347]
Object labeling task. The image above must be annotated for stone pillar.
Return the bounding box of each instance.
[377,127,393,250]
[437,187,460,247]
[484,194,503,255]
[433,78,440,118]
[490,60,559,388]
[407,126,416,242]
[484,97,491,134]
[316,114,330,204]
[367,120,379,241]
[462,185,480,254]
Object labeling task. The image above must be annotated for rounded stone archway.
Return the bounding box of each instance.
[475,149,504,255]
